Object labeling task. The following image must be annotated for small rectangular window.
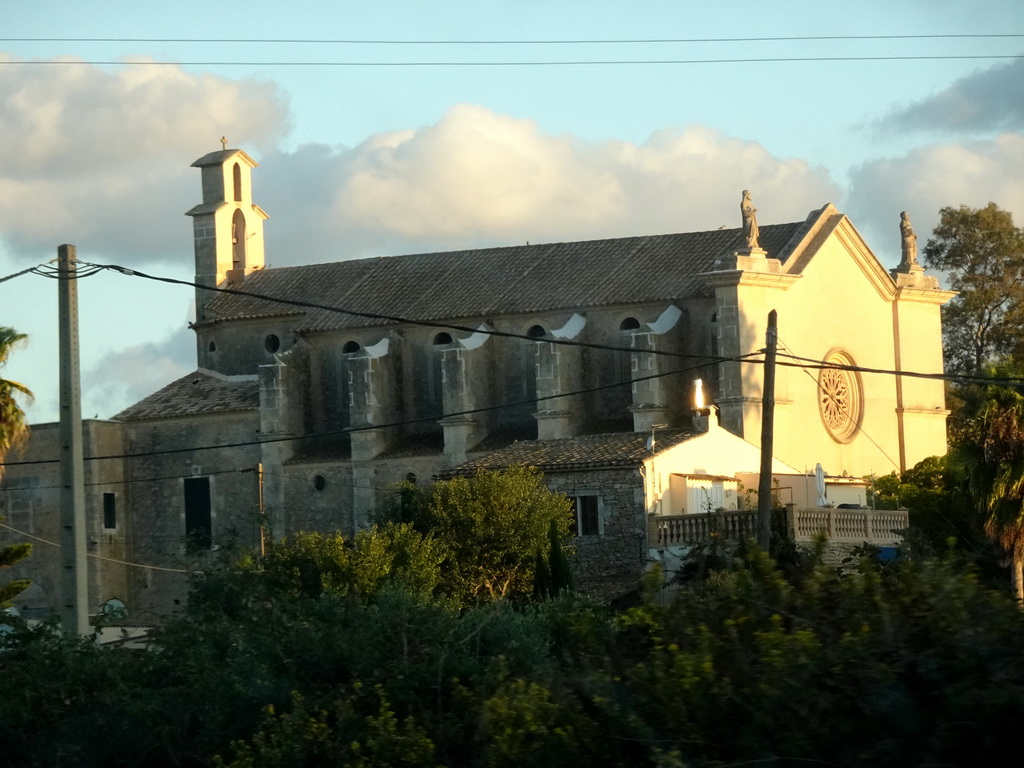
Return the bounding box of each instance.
[570,494,601,536]
[183,477,212,550]
[102,493,116,530]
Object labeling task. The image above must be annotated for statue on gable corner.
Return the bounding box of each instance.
[899,211,919,268]
[741,190,759,249]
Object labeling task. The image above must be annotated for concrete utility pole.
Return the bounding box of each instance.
[258,463,266,557]
[58,244,89,636]
[757,310,778,551]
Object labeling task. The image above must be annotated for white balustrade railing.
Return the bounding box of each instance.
[649,505,908,548]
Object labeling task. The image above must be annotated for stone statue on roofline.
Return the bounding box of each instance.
[899,210,920,269]
[741,189,760,250]
[890,209,942,288]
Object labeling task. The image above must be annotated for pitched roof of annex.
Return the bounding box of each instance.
[439,428,697,477]
[114,370,259,422]
[198,220,807,332]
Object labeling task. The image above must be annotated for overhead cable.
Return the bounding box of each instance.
[2,54,1021,67]
[2,34,1021,45]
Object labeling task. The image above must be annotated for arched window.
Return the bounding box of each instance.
[264,334,280,353]
[433,332,453,345]
[231,209,247,271]
[527,325,546,338]
[232,163,242,202]
[342,341,361,354]
[619,317,641,331]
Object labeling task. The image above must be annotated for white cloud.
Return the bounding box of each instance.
[847,133,1024,266]
[0,55,289,262]
[0,63,839,269]
[258,104,841,263]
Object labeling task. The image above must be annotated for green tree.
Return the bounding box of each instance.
[0,326,33,606]
[403,466,574,603]
[0,326,32,476]
[0,539,31,607]
[252,524,444,600]
[947,368,1024,599]
[533,519,575,601]
[923,203,1024,373]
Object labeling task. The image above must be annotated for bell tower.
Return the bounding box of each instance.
[186,143,269,322]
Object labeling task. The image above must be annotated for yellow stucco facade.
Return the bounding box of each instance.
[704,204,953,478]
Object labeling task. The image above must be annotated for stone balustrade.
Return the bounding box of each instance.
[786,505,907,545]
[650,505,908,548]
[649,508,757,547]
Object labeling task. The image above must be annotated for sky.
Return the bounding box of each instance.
[1,0,1023,424]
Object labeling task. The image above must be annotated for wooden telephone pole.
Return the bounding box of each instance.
[58,244,89,636]
[756,310,778,551]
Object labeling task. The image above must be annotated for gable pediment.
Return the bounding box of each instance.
[781,205,898,302]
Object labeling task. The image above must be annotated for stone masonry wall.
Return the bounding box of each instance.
[543,468,646,600]
[123,412,261,621]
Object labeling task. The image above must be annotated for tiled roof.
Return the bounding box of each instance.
[440,429,697,476]
[201,222,805,331]
[114,371,259,421]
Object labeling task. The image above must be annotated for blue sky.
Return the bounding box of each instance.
[2,0,1023,423]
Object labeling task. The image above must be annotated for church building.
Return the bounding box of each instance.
[0,147,953,619]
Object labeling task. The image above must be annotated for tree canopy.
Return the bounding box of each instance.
[0,326,33,606]
[923,203,1024,373]
[4,542,1024,768]
[946,364,1024,599]
[0,326,33,478]
[380,465,574,604]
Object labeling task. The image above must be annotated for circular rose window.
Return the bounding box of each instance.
[817,351,862,443]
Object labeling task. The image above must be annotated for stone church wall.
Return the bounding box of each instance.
[1,420,129,619]
[122,411,261,620]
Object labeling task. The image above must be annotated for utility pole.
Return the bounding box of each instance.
[258,463,266,557]
[756,310,778,551]
[58,244,89,636]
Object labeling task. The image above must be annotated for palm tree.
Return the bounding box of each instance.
[0,326,33,606]
[949,368,1024,600]
[0,326,33,479]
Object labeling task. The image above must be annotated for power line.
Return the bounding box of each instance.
[29,258,1021,387]
[9,262,1019,473]
[0,358,725,469]
[0,466,250,493]
[773,350,1024,385]
[2,33,1020,44]
[0,262,52,284]
[776,336,901,472]
[91,260,1024,386]
[29,262,106,280]
[0,521,188,573]
[2,54,1021,68]
[0,464,403,496]
[85,260,729,363]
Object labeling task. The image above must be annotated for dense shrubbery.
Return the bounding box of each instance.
[4,528,1024,767]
